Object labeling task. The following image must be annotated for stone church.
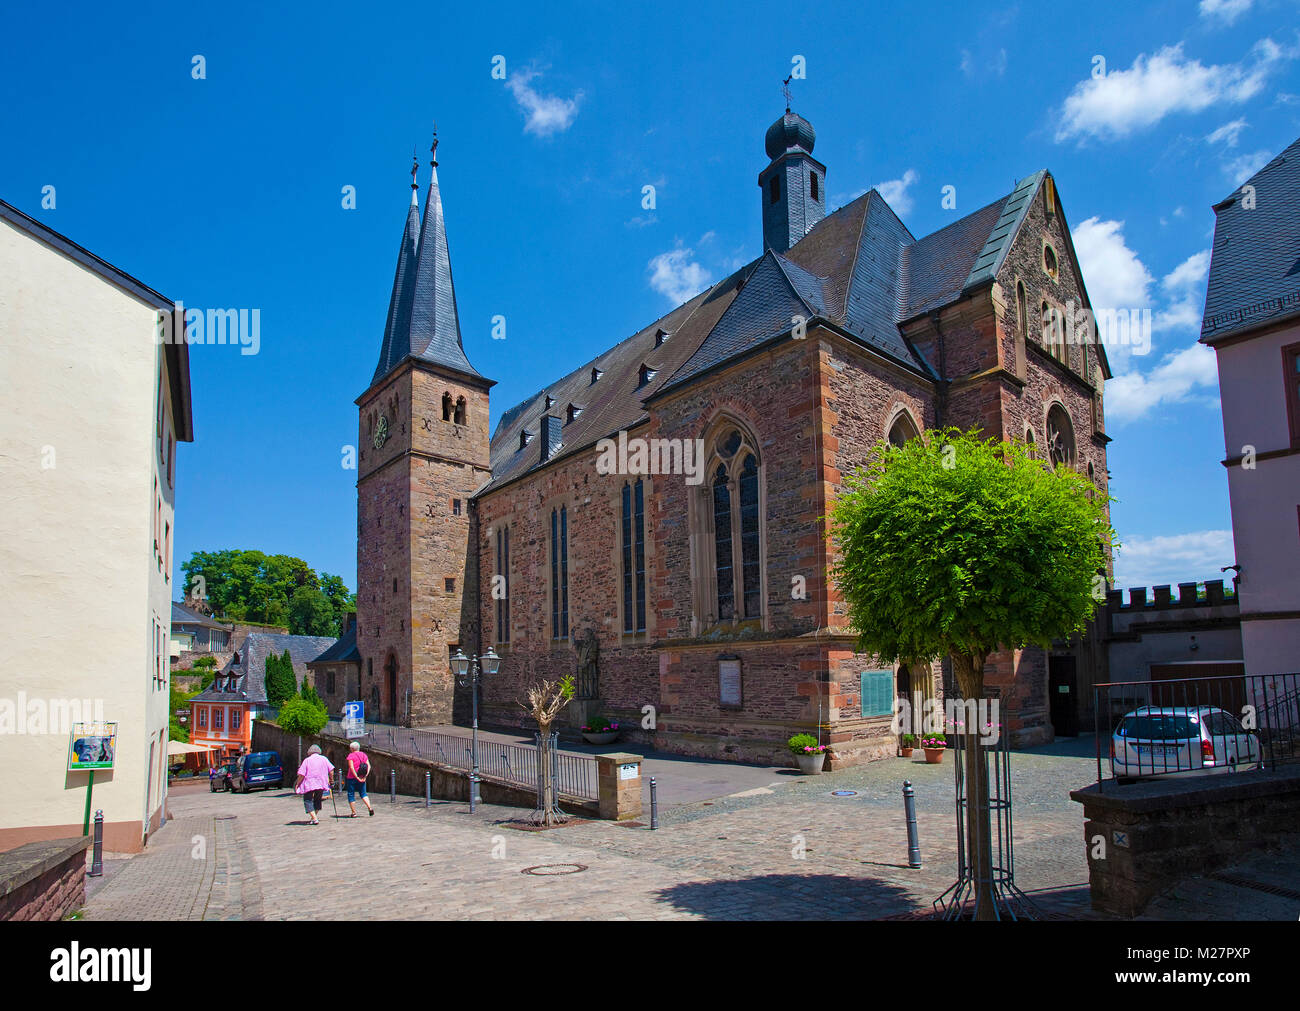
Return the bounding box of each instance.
[321,107,1112,766]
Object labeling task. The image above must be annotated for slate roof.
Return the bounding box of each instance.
[480,172,1057,494]
[217,632,338,704]
[171,601,232,632]
[307,623,359,665]
[1200,136,1300,344]
[370,155,484,387]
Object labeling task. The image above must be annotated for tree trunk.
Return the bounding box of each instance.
[537,719,557,827]
[951,651,995,920]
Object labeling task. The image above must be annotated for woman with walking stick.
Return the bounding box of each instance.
[294,744,334,825]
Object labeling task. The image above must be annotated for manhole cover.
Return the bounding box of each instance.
[521,863,588,876]
[830,790,858,797]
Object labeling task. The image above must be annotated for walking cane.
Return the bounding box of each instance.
[329,767,339,820]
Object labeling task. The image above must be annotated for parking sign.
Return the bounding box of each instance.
[343,701,365,739]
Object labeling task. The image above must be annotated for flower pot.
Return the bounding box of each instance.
[795,752,825,775]
[923,748,945,764]
[899,747,914,757]
[582,731,619,745]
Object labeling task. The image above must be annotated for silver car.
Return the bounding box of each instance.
[1110,706,1261,783]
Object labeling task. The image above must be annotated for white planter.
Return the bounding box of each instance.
[795,752,825,775]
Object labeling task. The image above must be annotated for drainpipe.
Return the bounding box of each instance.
[929,309,950,427]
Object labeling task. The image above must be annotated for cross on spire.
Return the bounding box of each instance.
[430,123,439,167]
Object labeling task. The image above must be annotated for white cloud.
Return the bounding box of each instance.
[874,169,919,216]
[1224,148,1272,184]
[506,70,583,137]
[647,246,711,304]
[1112,529,1235,591]
[1055,40,1290,143]
[1157,250,1212,334]
[1072,216,1154,312]
[1105,341,1219,423]
[1199,0,1252,24]
[1206,118,1248,147]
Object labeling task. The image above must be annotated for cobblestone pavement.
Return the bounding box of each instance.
[81,740,1100,920]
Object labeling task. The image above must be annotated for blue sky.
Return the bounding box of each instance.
[3,0,1298,597]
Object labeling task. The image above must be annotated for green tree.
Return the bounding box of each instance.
[318,572,357,635]
[278,694,328,737]
[830,429,1113,919]
[265,651,297,708]
[289,585,336,636]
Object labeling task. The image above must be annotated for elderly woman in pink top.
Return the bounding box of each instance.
[294,744,335,825]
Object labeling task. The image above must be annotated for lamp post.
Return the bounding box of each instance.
[450,646,499,809]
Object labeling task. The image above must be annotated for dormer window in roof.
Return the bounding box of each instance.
[590,367,603,384]
[545,395,556,410]
[655,328,671,347]
[566,403,583,425]
[519,429,535,450]
[638,364,658,388]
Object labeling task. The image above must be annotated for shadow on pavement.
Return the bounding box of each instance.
[652,872,924,920]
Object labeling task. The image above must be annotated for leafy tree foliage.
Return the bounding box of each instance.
[180,549,356,635]
[265,650,298,708]
[278,694,328,737]
[830,429,1113,918]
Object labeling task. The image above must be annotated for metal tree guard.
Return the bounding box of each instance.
[530,730,568,824]
[933,725,1040,921]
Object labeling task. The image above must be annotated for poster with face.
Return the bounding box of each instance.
[68,722,117,771]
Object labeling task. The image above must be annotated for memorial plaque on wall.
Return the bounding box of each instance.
[719,657,742,707]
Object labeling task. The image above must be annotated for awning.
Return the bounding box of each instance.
[167,740,218,756]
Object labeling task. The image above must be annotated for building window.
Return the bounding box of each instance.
[496,525,511,643]
[213,708,224,731]
[887,410,920,447]
[566,403,582,424]
[452,498,462,515]
[622,480,646,633]
[198,707,207,729]
[327,670,336,694]
[1043,243,1059,281]
[230,709,241,732]
[551,505,569,639]
[809,171,819,202]
[1016,281,1027,336]
[442,392,453,421]
[591,367,602,384]
[638,364,657,388]
[1284,342,1300,448]
[770,176,781,205]
[445,577,456,593]
[1046,404,1076,468]
[699,424,763,625]
[454,396,466,425]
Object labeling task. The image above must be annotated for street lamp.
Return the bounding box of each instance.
[451,646,499,809]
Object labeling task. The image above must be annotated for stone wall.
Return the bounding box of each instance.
[0,837,89,921]
[1070,766,1300,917]
[251,720,597,816]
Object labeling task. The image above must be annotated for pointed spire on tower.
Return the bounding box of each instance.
[370,127,483,386]
[410,148,419,206]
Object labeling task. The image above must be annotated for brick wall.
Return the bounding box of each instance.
[0,837,89,921]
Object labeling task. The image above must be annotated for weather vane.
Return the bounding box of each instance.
[782,74,793,112]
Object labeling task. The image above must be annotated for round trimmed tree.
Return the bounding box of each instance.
[830,428,1113,918]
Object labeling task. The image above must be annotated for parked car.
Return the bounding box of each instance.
[1110,706,1260,783]
[231,751,284,793]
[210,760,238,792]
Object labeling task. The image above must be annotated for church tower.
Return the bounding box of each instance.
[758,106,826,253]
[355,135,493,726]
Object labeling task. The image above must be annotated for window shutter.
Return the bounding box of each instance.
[860,670,894,718]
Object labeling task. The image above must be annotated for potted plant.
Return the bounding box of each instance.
[788,733,829,775]
[921,733,947,764]
[581,717,620,745]
[899,733,917,757]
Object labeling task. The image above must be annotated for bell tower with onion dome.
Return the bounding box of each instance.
[758,97,827,254]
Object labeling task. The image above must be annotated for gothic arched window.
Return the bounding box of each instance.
[887,410,920,448]
[1016,281,1027,337]
[453,396,466,426]
[1046,404,1075,468]
[442,392,453,422]
[695,422,763,626]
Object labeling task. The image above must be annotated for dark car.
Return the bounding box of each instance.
[232,751,284,793]
[210,760,238,793]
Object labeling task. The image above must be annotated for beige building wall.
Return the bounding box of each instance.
[0,213,184,853]
[1215,319,1300,676]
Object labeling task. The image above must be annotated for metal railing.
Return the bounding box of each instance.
[322,719,597,801]
[1092,672,1299,788]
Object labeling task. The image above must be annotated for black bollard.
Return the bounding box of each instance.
[424,771,431,808]
[390,769,396,805]
[903,780,922,868]
[649,776,658,830]
[88,809,104,877]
